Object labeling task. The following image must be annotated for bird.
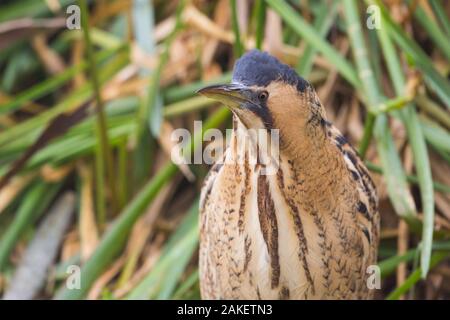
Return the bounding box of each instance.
[197,49,379,300]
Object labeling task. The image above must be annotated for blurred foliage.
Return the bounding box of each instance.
[0,0,449,300]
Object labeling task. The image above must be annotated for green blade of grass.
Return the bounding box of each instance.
[386,251,449,300]
[415,95,450,131]
[375,95,413,114]
[162,72,232,104]
[369,0,450,108]
[366,161,450,194]
[56,161,178,299]
[349,0,379,159]
[265,0,360,88]
[134,0,164,138]
[0,181,62,270]
[172,268,200,299]
[377,16,434,278]
[410,0,450,61]
[379,250,417,279]
[0,47,129,148]
[0,84,91,147]
[163,96,216,118]
[344,0,379,104]
[296,0,339,77]
[373,115,418,223]
[379,241,450,279]
[421,119,450,153]
[25,122,134,170]
[0,68,327,165]
[79,0,119,214]
[132,0,185,187]
[89,28,123,49]
[230,0,244,57]
[430,0,450,37]
[0,46,123,116]
[358,113,376,158]
[56,107,230,299]
[1,94,227,176]
[344,0,417,224]
[126,202,199,299]
[254,0,266,50]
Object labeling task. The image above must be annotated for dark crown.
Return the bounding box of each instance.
[232,49,310,92]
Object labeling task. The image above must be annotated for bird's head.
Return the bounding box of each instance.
[197,50,326,152]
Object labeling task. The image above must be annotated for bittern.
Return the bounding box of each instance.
[197,50,379,299]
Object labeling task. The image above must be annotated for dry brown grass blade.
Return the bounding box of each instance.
[131,45,158,72]
[0,273,4,293]
[182,2,329,70]
[201,0,229,68]
[78,162,99,261]
[155,17,176,42]
[32,34,66,75]
[0,17,65,51]
[264,9,283,56]
[0,92,45,114]
[396,220,409,300]
[0,173,35,214]
[158,121,195,182]
[91,0,132,25]
[131,43,194,91]
[380,228,399,239]
[103,76,149,101]
[433,214,450,231]
[184,4,234,43]
[87,255,126,300]
[0,113,15,127]
[113,234,165,298]
[334,101,350,131]
[116,174,182,290]
[44,0,61,13]
[237,0,249,36]
[41,163,73,183]
[0,0,446,301]
[60,229,79,262]
[71,39,86,89]
[435,193,450,222]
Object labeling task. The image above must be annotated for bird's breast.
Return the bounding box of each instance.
[199,134,378,300]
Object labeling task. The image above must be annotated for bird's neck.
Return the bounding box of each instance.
[280,121,335,171]
[230,115,343,180]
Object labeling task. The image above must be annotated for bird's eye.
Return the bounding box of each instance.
[258,91,269,101]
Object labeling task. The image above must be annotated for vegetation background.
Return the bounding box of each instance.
[0,0,449,300]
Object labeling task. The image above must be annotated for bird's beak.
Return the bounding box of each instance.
[196,83,252,110]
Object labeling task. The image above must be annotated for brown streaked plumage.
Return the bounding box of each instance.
[198,50,379,300]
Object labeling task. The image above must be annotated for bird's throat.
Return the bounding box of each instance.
[231,115,338,179]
